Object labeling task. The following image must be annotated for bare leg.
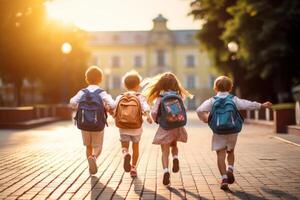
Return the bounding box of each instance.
[93,146,102,158]
[86,145,93,158]
[121,141,130,153]
[161,144,170,169]
[171,141,178,157]
[227,149,235,167]
[132,143,139,167]
[216,149,227,176]
[93,131,104,159]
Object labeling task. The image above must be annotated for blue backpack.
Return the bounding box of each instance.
[74,89,107,131]
[156,91,187,130]
[208,95,244,134]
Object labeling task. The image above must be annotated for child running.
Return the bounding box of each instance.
[196,76,272,190]
[143,72,193,185]
[70,66,115,175]
[114,71,153,177]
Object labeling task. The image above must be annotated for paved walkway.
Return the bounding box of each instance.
[0,113,299,200]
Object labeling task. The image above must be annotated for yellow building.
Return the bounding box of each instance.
[88,14,215,109]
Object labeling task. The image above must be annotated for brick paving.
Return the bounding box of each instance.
[0,113,300,200]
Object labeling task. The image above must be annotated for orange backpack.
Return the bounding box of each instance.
[115,93,143,129]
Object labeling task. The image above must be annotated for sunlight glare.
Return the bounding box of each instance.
[45,0,201,31]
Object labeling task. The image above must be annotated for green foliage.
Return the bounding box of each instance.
[190,0,300,103]
[272,103,295,110]
[0,0,89,105]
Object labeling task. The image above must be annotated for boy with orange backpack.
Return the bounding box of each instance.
[114,71,153,177]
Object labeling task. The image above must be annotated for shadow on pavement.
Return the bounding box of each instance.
[228,187,299,200]
[261,187,298,200]
[178,188,208,200]
[90,176,123,200]
[133,177,207,200]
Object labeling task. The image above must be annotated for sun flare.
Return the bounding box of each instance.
[45,0,200,31]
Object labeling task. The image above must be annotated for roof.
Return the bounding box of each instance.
[89,30,199,46]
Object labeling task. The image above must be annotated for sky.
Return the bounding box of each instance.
[45,0,201,31]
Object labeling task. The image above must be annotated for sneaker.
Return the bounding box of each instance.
[88,156,97,175]
[220,178,229,190]
[172,158,180,173]
[123,153,131,172]
[227,169,235,184]
[130,166,137,178]
[163,172,170,186]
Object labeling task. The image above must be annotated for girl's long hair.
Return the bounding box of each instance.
[142,72,193,104]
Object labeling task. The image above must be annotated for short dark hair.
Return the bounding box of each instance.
[214,76,233,92]
[85,66,103,85]
[122,71,142,90]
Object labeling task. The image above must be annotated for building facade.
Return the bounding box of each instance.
[88,14,215,109]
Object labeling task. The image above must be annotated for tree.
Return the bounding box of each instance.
[190,0,300,103]
[0,0,89,105]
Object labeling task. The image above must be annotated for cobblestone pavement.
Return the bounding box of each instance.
[0,113,299,200]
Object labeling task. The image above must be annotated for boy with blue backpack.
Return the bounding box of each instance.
[196,76,272,190]
[70,66,115,175]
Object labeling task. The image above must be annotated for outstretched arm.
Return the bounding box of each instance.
[196,99,212,123]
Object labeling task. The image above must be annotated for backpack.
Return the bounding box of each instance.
[156,91,187,130]
[74,89,107,131]
[208,95,244,134]
[115,93,143,129]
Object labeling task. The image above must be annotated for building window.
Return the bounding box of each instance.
[186,55,195,67]
[112,56,120,67]
[112,76,121,89]
[186,75,196,89]
[134,55,143,67]
[185,34,193,43]
[156,49,165,67]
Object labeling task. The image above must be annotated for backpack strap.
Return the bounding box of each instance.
[82,88,90,94]
[93,88,104,95]
[93,89,108,127]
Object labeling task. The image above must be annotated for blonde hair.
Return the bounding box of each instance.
[85,66,103,85]
[142,72,193,104]
[213,76,233,92]
[122,70,142,90]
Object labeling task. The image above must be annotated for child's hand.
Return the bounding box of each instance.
[147,116,153,124]
[203,116,209,123]
[107,109,115,116]
[197,112,209,123]
[261,101,272,109]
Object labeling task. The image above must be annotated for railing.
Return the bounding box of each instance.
[242,105,296,134]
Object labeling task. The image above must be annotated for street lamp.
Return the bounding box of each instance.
[61,42,72,54]
[61,42,72,103]
[227,41,239,53]
[227,41,240,96]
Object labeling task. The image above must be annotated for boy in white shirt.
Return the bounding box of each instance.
[114,71,152,177]
[70,66,115,175]
[196,76,272,190]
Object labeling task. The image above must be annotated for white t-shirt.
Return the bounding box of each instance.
[69,85,116,109]
[197,92,261,113]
